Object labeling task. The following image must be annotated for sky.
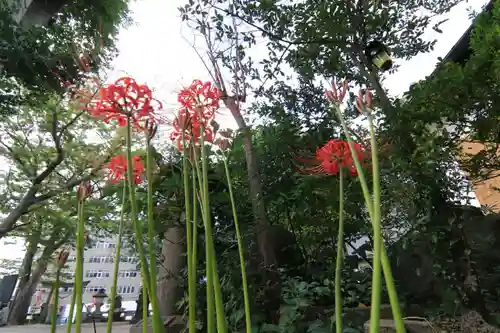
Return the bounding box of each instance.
[109,0,489,109]
[0,0,489,268]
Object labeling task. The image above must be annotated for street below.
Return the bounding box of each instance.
[0,323,131,333]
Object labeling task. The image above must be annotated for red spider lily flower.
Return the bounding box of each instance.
[325,77,348,104]
[169,80,220,152]
[169,114,214,151]
[355,89,373,114]
[87,77,162,130]
[107,154,145,184]
[77,181,93,201]
[295,139,368,176]
[177,79,220,120]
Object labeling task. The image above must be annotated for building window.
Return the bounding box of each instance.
[88,256,114,264]
[104,256,114,264]
[85,270,111,278]
[94,242,117,249]
[119,256,138,264]
[59,286,74,293]
[86,286,106,293]
[118,270,138,278]
[117,285,135,294]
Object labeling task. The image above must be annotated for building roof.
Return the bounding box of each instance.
[442,0,494,63]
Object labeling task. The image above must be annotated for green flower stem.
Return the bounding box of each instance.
[106,185,127,333]
[334,105,406,333]
[74,200,85,333]
[200,129,227,333]
[366,112,383,333]
[367,114,405,333]
[124,119,153,332]
[65,285,76,333]
[191,145,215,333]
[223,156,252,333]
[182,136,196,333]
[143,289,148,333]
[50,268,61,333]
[334,167,344,333]
[191,167,198,285]
[146,138,163,333]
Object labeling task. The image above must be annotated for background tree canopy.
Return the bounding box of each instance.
[4,0,500,331]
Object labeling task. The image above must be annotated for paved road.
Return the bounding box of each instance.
[0,323,131,333]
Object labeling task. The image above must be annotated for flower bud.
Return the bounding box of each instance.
[77,181,92,201]
[215,137,232,152]
[211,119,220,136]
[354,88,373,115]
[145,120,158,141]
[84,230,90,245]
[325,77,348,104]
[56,248,70,267]
[218,129,234,139]
[176,108,191,130]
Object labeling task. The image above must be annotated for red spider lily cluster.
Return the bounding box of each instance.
[296,139,368,177]
[107,154,145,185]
[87,77,162,130]
[325,77,348,104]
[325,77,374,116]
[170,80,221,151]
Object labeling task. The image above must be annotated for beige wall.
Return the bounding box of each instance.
[460,141,500,211]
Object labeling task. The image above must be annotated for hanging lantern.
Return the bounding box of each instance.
[365,40,393,71]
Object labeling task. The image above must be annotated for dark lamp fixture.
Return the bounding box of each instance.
[365,40,393,71]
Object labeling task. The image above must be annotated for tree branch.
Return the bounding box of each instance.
[0,139,34,177]
[209,3,344,47]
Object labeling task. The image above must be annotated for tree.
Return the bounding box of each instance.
[0,0,131,97]
[6,191,112,325]
[384,2,500,321]
[176,0,500,326]
[0,89,125,238]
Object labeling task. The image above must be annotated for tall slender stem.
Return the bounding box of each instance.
[50,268,61,333]
[146,138,163,333]
[192,146,215,333]
[191,169,198,288]
[74,200,85,333]
[106,185,127,333]
[183,137,196,333]
[334,168,344,333]
[124,119,152,332]
[367,114,382,333]
[200,129,227,333]
[223,157,251,333]
[334,105,406,333]
[143,289,148,333]
[65,285,76,332]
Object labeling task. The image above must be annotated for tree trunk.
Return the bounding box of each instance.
[8,233,66,325]
[156,225,185,317]
[8,259,49,325]
[224,97,281,323]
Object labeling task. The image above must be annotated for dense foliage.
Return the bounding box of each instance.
[3,0,500,331]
